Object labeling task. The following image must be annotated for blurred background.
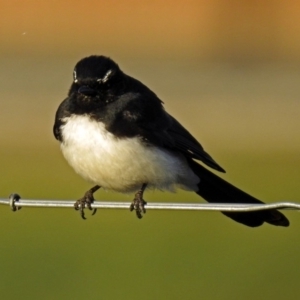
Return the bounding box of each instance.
[1,1,300,299]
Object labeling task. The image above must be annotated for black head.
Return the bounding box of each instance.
[74,55,120,83]
[68,55,125,111]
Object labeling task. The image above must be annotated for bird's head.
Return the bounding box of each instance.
[68,55,125,110]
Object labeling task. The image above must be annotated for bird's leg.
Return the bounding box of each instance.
[130,183,147,219]
[74,185,101,219]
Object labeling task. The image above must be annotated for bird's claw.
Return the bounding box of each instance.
[130,184,147,219]
[74,186,100,219]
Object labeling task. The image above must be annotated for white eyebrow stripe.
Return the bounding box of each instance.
[102,69,113,83]
[75,69,113,83]
[73,70,77,82]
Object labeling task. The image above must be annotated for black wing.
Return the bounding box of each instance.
[53,97,70,142]
[115,89,225,173]
[165,114,225,172]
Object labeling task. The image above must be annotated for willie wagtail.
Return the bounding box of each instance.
[53,55,289,227]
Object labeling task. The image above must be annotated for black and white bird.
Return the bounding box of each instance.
[53,55,289,227]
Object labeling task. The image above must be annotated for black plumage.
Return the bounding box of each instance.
[54,55,289,227]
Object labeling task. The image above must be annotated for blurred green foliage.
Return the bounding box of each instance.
[1,134,300,300]
[1,53,300,299]
[1,2,300,295]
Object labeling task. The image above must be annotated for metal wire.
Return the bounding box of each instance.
[0,194,300,212]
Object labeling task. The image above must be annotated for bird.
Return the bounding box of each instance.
[53,55,289,227]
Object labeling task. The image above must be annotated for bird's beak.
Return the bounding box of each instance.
[78,85,97,96]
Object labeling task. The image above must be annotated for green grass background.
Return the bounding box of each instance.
[3,2,300,298]
[1,56,300,300]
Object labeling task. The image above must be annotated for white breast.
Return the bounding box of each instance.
[60,115,199,193]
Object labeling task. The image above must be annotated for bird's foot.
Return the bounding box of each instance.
[74,185,100,219]
[129,184,147,219]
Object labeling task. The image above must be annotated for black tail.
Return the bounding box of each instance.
[188,160,289,227]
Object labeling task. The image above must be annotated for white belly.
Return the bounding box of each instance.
[60,115,199,193]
